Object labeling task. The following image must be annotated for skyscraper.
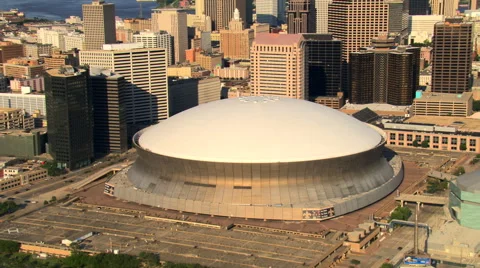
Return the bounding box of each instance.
[151,9,187,63]
[90,68,128,156]
[430,0,459,17]
[82,0,116,50]
[219,9,254,60]
[350,35,420,105]
[199,0,250,31]
[350,51,374,104]
[80,44,168,135]
[302,34,342,98]
[408,0,431,15]
[328,0,390,62]
[45,66,94,170]
[287,0,315,33]
[387,51,414,105]
[315,0,331,34]
[133,31,174,65]
[250,33,306,99]
[256,0,286,26]
[432,18,473,94]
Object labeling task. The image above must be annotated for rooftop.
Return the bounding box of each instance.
[0,128,47,137]
[405,116,480,133]
[456,170,480,193]
[340,103,410,116]
[414,92,473,103]
[254,33,304,46]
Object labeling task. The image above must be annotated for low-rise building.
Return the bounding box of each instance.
[0,92,46,116]
[213,66,249,80]
[194,51,223,71]
[10,76,44,92]
[3,58,44,79]
[412,92,473,117]
[44,50,78,70]
[0,108,34,130]
[23,43,52,58]
[313,92,345,110]
[0,164,48,190]
[340,103,411,117]
[168,76,221,116]
[0,128,47,157]
[384,116,480,153]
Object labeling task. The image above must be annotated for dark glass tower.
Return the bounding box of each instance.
[350,51,374,104]
[45,66,93,170]
[408,0,431,15]
[303,34,342,99]
[90,68,128,157]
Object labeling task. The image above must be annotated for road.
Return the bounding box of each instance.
[0,150,137,205]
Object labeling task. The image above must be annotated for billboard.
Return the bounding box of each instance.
[302,207,335,220]
[404,256,431,265]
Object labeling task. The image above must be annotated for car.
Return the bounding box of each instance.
[7,197,15,201]
[0,195,5,198]
[24,200,31,203]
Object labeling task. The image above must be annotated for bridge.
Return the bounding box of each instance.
[394,194,448,207]
[427,170,457,181]
[71,161,133,190]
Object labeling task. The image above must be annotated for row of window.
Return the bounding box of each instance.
[389,133,477,146]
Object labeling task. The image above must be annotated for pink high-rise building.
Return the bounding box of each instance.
[250,33,306,99]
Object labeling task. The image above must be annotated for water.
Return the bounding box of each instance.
[0,0,159,20]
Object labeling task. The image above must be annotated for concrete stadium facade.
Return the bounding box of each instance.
[108,97,404,221]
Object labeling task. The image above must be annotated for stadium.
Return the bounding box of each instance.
[107,96,403,221]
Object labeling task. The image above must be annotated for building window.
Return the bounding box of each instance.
[407,135,413,141]
[399,142,404,146]
[451,147,457,150]
[433,136,439,143]
[424,136,430,142]
[470,148,476,152]
[415,135,421,141]
[470,139,476,146]
[390,142,396,145]
[407,143,413,146]
[390,133,396,140]
[442,137,448,144]
[433,145,439,149]
[461,138,467,145]
[451,138,457,145]
[399,134,404,140]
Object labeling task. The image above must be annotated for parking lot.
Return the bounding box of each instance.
[0,204,346,268]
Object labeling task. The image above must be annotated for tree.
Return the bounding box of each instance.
[390,206,412,221]
[473,100,480,111]
[43,200,49,205]
[460,143,467,151]
[453,166,465,176]
[41,161,67,177]
[412,140,420,147]
[0,240,20,254]
[381,264,394,268]
[50,196,57,202]
[426,179,449,193]
[350,259,361,266]
[421,140,430,148]
[139,251,160,266]
[0,201,19,217]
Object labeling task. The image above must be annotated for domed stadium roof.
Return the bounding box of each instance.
[139,96,383,163]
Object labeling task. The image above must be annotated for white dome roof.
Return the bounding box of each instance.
[139,96,383,163]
